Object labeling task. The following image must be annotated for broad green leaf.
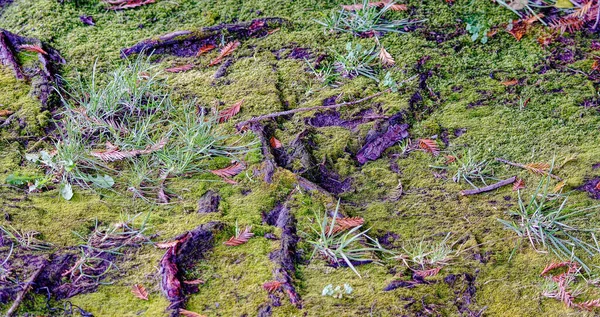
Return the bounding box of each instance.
[89,174,115,188]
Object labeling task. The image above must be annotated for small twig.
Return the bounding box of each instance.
[0,112,17,128]
[236,89,391,129]
[495,158,563,181]
[460,176,517,196]
[6,256,49,317]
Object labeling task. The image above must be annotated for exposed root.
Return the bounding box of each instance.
[121,18,288,58]
[158,222,223,316]
[0,29,64,106]
[261,196,302,311]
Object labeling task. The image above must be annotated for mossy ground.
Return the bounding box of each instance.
[1,0,600,315]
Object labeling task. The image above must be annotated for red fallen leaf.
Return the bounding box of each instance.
[179,309,207,317]
[183,279,205,285]
[501,79,518,86]
[91,138,167,161]
[18,44,47,55]
[328,217,364,234]
[210,162,245,184]
[524,13,544,25]
[209,41,240,66]
[418,139,439,156]
[131,284,148,300]
[269,137,282,149]
[486,28,498,38]
[267,28,280,35]
[196,44,216,57]
[165,64,194,73]
[413,267,442,278]
[218,99,243,123]
[540,261,579,277]
[444,155,456,165]
[507,20,528,41]
[224,226,254,246]
[262,281,283,293]
[512,178,525,191]
[595,181,600,190]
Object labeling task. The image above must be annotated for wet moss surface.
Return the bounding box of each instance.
[2,0,600,315]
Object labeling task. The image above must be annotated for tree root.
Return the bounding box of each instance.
[6,256,49,317]
[121,17,288,58]
[0,29,64,107]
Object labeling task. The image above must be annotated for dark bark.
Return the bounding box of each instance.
[0,31,24,80]
[121,18,288,58]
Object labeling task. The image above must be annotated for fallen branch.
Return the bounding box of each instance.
[460,176,517,196]
[495,158,563,181]
[6,256,49,317]
[237,89,391,129]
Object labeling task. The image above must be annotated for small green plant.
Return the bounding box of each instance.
[394,233,457,271]
[431,151,495,189]
[465,15,491,44]
[307,200,391,277]
[498,174,600,272]
[322,283,353,298]
[316,0,420,36]
[333,42,378,81]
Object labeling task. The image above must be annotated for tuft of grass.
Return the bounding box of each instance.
[315,0,420,36]
[306,200,392,277]
[0,225,53,251]
[431,150,495,189]
[394,233,457,270]
[27,56,250,201]
[498,174,600,272]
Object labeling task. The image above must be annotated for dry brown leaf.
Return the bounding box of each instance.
[18,44,47,55]
[165,64,194,73]
[218,99,243,123]
[554,180,567,193]
[512,178,525,191]
[524,13,545,24]
[444,155,456,165]
[269,137,282,149]
[507,20,528,41]
[0,110,14,117]
[540,261,578,277]
[328,217,364,234]
[378,46,395,67]
[196,44,216,57]
[224,226,254,246]
[209,41,240,66]
[155,241,179,249]
[418,139,439,156]
[524,162,551,175]
[179,309,207,317]
[262,280,283,293]
[210,162,245,184]
[577,299,600,311]
[413,267,442,278]
[388,3,407,10]
[90,138,167,161]
[131,284,148,300]
[501,79,518,86]
[267,28,281,35]
[550,16,585,33]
